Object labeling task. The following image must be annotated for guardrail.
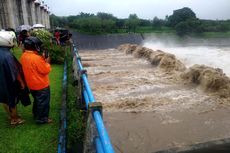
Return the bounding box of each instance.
[58,59,67,153]
[73,44,115,153]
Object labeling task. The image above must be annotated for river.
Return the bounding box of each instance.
[79,35,230,153]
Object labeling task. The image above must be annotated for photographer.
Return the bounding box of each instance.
[20,37,52,124]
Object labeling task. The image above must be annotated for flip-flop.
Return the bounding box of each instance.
[47,118,53,124]
[10,118,25,125]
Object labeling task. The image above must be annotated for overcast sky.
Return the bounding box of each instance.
[45,0,230,20]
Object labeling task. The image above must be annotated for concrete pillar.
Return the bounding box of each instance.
[44,11,47,28]
[45,11,48,28]
[0,0,9,29]
[37,5,41,24]
[45,12,50,29]
[31,1,36,25]
[26,0,37,26]
[8,0,19,29]
[21,0,29,25]
[48,12,51,28]
[44,6,48,28]
[26,0,32,25]
[14,0,24,27]
[35,4,39,24]
[42,9,46,27]
[40,7,44,25]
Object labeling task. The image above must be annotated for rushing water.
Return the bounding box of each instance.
[144,34,230,76]
[80,36,230,153]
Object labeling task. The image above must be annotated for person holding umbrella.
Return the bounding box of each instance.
[16,25,31,48]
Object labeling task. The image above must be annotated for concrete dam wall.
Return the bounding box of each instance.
[72,32,144,50]
[0,0,50,29]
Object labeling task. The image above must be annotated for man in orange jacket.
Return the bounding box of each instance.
[20,37,52,124]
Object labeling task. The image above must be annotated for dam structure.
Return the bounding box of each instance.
[72,32,230,153]
[0,0,50,29]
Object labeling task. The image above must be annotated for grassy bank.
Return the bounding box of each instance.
[0,47,63,153]
[72,27,230,39]
[66,47,85,153]
[136,26,175,33]
[72,26,175,35]
[193,31,230,38]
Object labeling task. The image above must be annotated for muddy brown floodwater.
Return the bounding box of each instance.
[80,48,230,153]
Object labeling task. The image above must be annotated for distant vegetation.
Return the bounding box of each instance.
[50,7,230,36]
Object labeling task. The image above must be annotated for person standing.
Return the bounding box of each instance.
[54,30,60,45]
[20,36,52,124]
[0,31,26,125]
[18,30,29,48]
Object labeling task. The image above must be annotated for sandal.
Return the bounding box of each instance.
[36,118,53,124]
[10,118,25,125]
[47,118,53,124]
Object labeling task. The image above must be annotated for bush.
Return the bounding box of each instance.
[30,29,65,64]
[46,45,65,64]
[30,29,52,46]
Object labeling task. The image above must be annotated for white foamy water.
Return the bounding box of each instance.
[144,41,230,76]
[79,48,228,113]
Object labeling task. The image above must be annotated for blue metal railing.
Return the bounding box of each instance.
[73,45,115,153]
[58,60,67,153]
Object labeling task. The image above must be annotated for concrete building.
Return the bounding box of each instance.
[0,0,50,30]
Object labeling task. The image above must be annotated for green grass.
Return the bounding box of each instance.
[193,31,230,38]
[0,47,63,153]
[136,26,175,33]
[71,26,175,35]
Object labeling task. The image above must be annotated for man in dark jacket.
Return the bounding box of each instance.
[0,31,26,125]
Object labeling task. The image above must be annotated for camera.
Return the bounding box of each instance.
[44,49,49,59]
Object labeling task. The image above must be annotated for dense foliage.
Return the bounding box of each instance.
[167,7,196,27]
[30,29,64,64]
[50,8,230,36]
[66,51,85,153]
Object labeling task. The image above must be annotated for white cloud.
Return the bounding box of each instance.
[44,0,230,20]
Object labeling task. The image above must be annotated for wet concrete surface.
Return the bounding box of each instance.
[71,32,143,50]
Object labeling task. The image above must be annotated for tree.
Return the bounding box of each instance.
[79,12,94,18]
[116,19,125,29]
[152,16,165,29]
[175,18,202,36]
[101,19,116,33]
[50,14,65,28]
[97,12,116,33]
[168,7,196,27]
[125,14,140,32]
[97,12,116,20]
[139,19,151,27]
